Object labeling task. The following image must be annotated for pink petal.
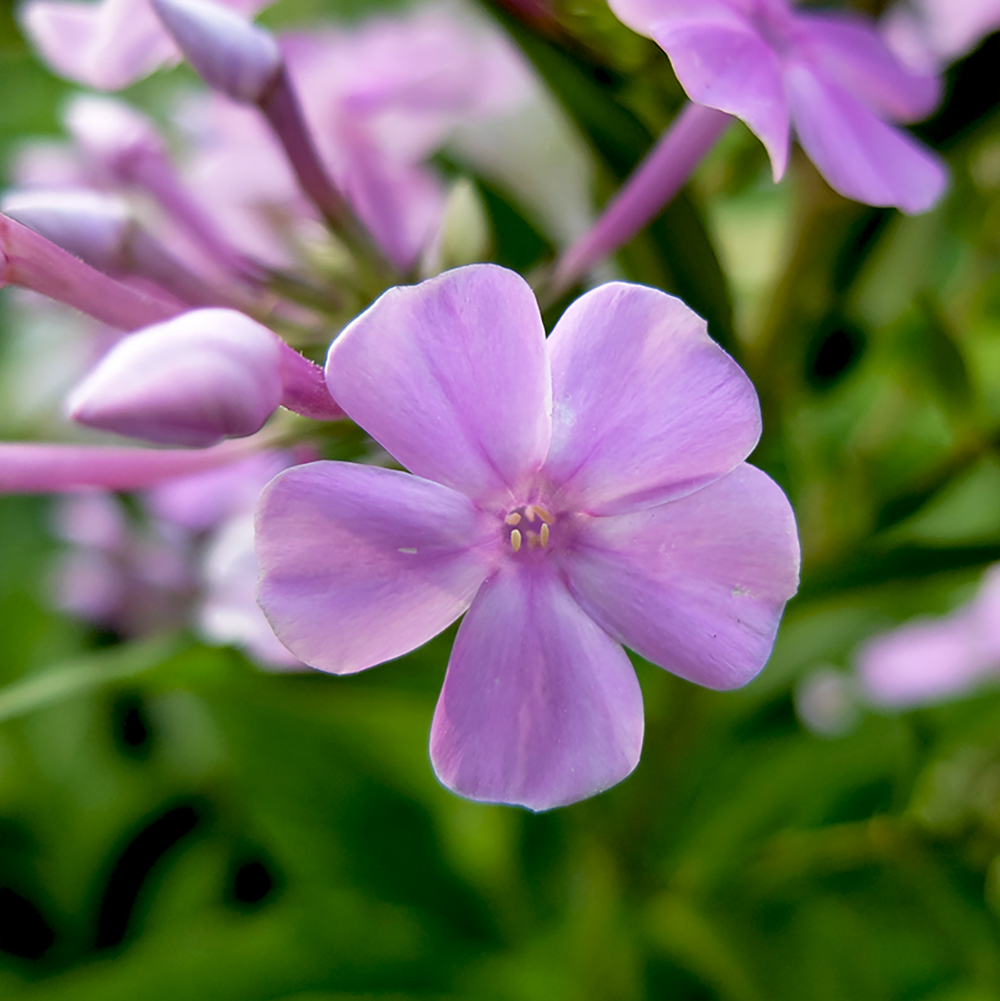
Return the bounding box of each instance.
[255,461,500,674]
[330,120,446,272]
[649,15,791,180]
[785,62,948,214]
[326,265,551,502]
[544,282,761,515]
[21,0,179,90]
[856,615,993,708]
[796,11,942,123]
[430,563,643,811]
[564,464,800,691]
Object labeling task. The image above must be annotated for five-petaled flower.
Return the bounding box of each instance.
[609,0,947,213]
[255,264,800,810]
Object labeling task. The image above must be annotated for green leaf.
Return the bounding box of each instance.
[0,635,186,725]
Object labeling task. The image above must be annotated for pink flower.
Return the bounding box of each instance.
[856,565,1000,708]
[20,0,270,90]
[883,0,1000,73]
[255,264,800,810]
[608,0,947,213]
[181,5,533,271]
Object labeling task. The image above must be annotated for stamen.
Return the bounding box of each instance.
[505,512,522,526]
[510,528,522,552]
[524,507,536,522]
[532,505,555,525]
[540,523,550,547]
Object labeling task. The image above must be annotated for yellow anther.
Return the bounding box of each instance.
[510,529,522,552]
[505,512,522,526]
[532,505,555,525]
[540,523,550,547]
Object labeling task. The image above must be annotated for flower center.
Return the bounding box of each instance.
[503,502,555,554]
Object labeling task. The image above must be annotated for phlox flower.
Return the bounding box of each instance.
[181,4,534,271]
[608,0,947,213]
[856,565,1000,708]
[255,264,800,810]
[883,0,1000,73]
[20,0,270,90]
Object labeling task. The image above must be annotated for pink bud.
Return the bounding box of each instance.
[66,308,284,447]
[3,188,133,275]
[151,0,281,104]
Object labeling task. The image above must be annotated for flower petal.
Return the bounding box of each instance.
[544,282,761,515]
[326,264,551,501]
[647,13,790,180]
[21,0,179,90]
[785,61,948,214]
[796,11,942,123]
[564,463,800,690]
[856,616,989,709]
[430,563,643,811]
[255,461,500,674]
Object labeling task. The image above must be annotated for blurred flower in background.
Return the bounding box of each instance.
[856,564,1000,708]
[883,0,1000,73]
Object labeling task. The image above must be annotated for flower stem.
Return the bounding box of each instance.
[127,150,266,284]
[0,436,267,493]
[543,103,731,303]
[277,342,346,421]
[0,214,178,330]
[257,68,396,286]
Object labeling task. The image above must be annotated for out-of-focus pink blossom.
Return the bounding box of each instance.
[608,0,947,213]
[49,451,304,668]
[883,0,1000,74]
[49,491,194,635]
[200,512,302,668]
[856,565,1000,708]
[20,0,271,90]
[182,5,534,271]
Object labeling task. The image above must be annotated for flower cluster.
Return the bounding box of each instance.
[24,0,993,809]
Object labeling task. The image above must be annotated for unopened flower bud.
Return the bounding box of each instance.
[66,308,284,447]
[2,188,133,276]
[151,0,281,104]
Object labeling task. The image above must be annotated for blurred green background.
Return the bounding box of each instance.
[4,0,1000,998]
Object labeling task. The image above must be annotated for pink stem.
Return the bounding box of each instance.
[547,103,732,300]
[0,214,179,330]
[0,437,265,493]
[128,150,265,283]
[277,342,345,421]
[257,68,393,278]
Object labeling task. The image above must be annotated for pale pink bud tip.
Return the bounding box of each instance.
[2,188,132,275]
[67,308,284,447]
[151,0,281,104]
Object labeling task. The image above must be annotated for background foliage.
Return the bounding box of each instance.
[4,0,1000,997]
